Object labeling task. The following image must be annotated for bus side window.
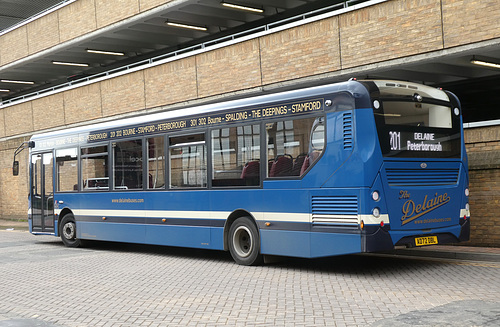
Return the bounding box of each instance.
[56,148,78,192]
[300,117,325,175]
[81,145,109,191]
[267,117,324,178]
[147,137,165,189]
[113,139,143,190]
[169,133,207,188]
[212,124,260,187]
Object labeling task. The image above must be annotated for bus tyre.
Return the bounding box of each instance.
[228,217,263,266]
[59,214,82,247]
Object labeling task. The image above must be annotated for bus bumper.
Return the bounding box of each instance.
[362,219,470,252]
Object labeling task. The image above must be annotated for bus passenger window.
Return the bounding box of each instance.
[113,139,143,190]
[81,145,109,190]
[56,148,78,192]
[212,124,260,187]
[267,117,324,178]
[148,137,165,189]
[169,133,207,188]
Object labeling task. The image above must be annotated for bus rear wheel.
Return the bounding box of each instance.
[228,217,263,266]
[59,213,82,247]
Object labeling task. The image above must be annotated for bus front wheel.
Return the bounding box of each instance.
[228,217,263,266]
[59,214,82,247]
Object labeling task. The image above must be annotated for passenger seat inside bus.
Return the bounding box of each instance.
[300,151,321,175]
[269,154,293,177]
[291,154,307,176]
[240,160,260,185]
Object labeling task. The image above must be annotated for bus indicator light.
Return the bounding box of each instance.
[360,220,364,230]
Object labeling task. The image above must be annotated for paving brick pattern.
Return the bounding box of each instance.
[0,231,499,327]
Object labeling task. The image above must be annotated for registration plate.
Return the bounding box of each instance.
[415,236,438,247]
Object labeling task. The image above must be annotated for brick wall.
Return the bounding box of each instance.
[196,40,262,97]
[339,0,443,68]
[442,0,500,47]
[0,137,30,220]
[59,0,98,43]
[101,71,147,117]
[465,127,500,247]
[468,169,500,247]
[144,57,198,108]
[260,19,341,85]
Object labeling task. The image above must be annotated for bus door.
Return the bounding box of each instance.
[31,152,55,233]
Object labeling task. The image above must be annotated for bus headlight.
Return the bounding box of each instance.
[465,188,469,197]
[372,191,380,202]
[372,207,380,218]
[465,203,470,212]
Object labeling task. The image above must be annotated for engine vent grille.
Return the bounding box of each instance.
[343,112,353,150]
[385,168,460,186]
[312,196,358,226]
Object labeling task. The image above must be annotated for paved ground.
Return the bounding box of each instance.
[0,229,499,327]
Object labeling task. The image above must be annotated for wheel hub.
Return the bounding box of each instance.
[63,222,75,240]
[233,226,253,258]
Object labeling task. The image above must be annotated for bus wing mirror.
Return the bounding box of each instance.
[13,161,19,176]
[12,141,35,176]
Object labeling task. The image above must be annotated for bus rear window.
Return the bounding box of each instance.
[365,81,461,158]
[379,102,452,129]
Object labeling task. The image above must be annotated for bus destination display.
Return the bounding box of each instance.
[87,98,324,143]
[389,131,450,153]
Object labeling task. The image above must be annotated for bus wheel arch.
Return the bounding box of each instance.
[59,212,83,248]
[225,211,263,265]
[57,208,72,231]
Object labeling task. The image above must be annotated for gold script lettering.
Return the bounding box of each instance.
[401,192,451,225]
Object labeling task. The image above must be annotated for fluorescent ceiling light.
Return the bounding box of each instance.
[0,89,9,92]
[1,79,35,85]
[166,21,207,31]
[52,61,89,67]
[471,59,500,69]
[87,49,125,56]
[221,2,264,13]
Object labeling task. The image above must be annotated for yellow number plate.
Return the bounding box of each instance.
[415,236,438,247]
